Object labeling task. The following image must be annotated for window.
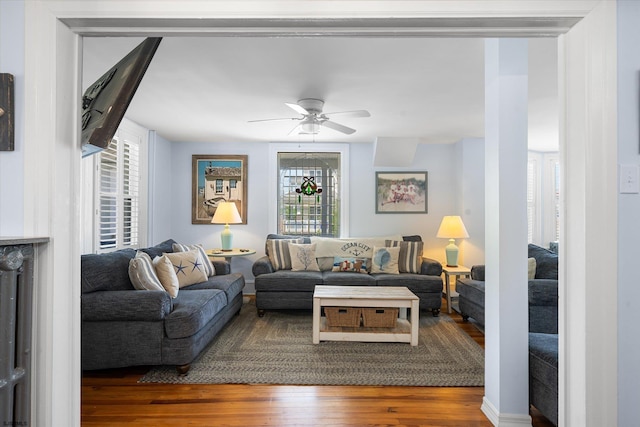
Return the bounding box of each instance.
[527,152,560,246]
[277,152,341,236]
[93,121,147,252]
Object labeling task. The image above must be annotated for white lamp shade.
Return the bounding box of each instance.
[211,202,242,225]
[436,216,469,239]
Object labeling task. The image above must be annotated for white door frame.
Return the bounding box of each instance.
[22,2,616,426]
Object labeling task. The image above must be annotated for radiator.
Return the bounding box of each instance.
[0,239,47,427]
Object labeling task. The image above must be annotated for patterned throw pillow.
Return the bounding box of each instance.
[331,256,369,274]
[153,255,180,298]
[370,246,400,274]
[172,242,216,276]
[266,238,304,270]
[128,251,165,292]
[162,250,208,288]
[289,243,320,272]
[385,240,424,274]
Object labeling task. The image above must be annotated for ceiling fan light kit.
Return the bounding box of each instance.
[250,97,370,136]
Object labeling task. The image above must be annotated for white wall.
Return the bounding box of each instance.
[166,140,468,293]
[148,131,174,244]
[617,1,640,424]
[0,0,25,235]
[458,138,485,267]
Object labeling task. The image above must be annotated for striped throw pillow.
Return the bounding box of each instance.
[172,243,216,277]
[385,240,424,274]
[128,251,165,292]
[266,238,304,270]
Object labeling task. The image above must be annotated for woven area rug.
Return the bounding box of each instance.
[140,301,484,386]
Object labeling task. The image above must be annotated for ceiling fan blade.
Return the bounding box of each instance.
[285,102,309,115]
[248,117,298,123]
[323,110,371,118]
[321,120,356,135]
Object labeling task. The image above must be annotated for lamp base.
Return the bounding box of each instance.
[444,238,459,267]
[220,224,233,251]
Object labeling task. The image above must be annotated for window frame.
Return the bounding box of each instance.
[269,143,349,237]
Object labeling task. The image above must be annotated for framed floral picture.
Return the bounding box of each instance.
[192,154,248,224]
[375,171,428,214]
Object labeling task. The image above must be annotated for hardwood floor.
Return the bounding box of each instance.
[81,299,554,426]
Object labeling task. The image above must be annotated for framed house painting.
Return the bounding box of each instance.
[375,171,428,214]
[192,154,248,224]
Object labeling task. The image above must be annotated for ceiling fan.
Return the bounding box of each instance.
[248,98,371,135]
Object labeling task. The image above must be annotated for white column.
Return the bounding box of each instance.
[482,39,531,426]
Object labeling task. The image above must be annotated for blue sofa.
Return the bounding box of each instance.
[252,234,444,316]
[81,239,245,374]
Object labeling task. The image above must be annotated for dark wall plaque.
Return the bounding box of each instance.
[0,73,14,151]
[81,37,161,157]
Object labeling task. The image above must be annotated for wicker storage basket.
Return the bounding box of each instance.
[362,307,399,328]
[324,307,362,327]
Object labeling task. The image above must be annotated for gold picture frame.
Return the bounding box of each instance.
[192,154,248,224]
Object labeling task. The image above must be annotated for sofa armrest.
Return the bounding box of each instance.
[470,265,485,281]
[529,279,558,306]
[420,257,443,276]
[212,260,231,275]
[82,290,172,322]
[252,255,275,276]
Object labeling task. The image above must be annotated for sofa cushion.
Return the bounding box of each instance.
[331,256,369,274]
[529,332,558,391]
[129,251,165,292]
[322,271,376,286]
[141,239,177,258]
[267,238,304,270]
[81,249,137,293]
[386,240,423,273]
[165,289,228,339]
[162,250,208,288]
[183,273,245,303]
[289,243,321,272]
[173,242,216,277]
[255,271,324,292]
[373,273,443,293]
[370,246,400,274]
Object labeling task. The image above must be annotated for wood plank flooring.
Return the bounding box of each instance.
[81,299,554,426]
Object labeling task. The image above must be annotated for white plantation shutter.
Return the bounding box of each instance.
[97,132,142,251]
[527,157,538,244]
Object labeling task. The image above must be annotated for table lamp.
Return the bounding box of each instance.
[211,202,242,251]
[436,215,469,267]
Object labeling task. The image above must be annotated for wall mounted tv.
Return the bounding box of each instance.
[81,37,162,157]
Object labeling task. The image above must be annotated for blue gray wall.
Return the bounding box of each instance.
[617,1,640,424]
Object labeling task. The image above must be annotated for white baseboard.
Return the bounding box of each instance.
[482,397,532,426]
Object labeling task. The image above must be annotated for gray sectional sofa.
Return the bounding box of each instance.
[81,239,245,374]
[455,243,558,425]
[252,234,444,316]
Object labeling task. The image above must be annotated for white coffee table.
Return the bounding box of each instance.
[312,285,420,346]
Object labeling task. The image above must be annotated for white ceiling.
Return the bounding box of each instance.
[82,36,558,151]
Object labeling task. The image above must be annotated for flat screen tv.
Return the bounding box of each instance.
[81,37,162,157]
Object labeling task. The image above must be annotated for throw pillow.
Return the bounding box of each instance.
[528,257,537,280]
[331,256,369,274]
[289,243,320,272]
[267,238,304,270]
[128,251,165,292]
[163,250,208,288]
[153,255,180,298]
[172,242,216,277]
[385,240,424,273]
[370,246,400,274]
